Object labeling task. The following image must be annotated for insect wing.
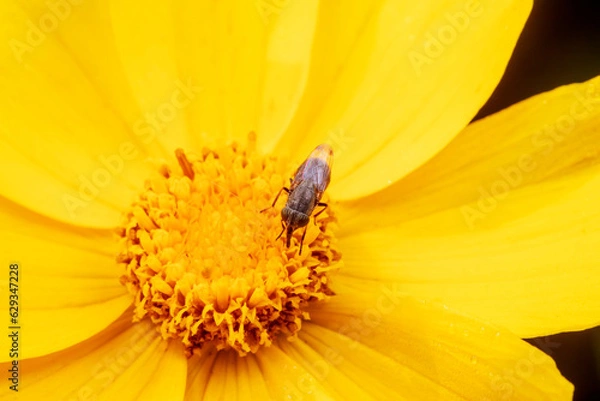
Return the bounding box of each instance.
[306,143,333,192]
[292,144,333,195]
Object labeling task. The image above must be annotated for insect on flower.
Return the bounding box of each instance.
[263,143,333,255]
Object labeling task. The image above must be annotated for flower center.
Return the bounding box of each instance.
[116,134,341,356]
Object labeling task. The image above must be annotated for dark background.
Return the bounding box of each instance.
[473,1,600,400]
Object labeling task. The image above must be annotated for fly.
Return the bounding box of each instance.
[263,143,333,255]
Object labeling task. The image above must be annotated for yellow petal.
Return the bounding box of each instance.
[98,332,186,401]
[185,348,218,399]
[256,345,338,400]
[255,0,319,151]
[0,1,157,227]
[0,198,130,360]
[108,1,196,152]
[277,0,532,199]
[306,277,573,400]
[110,1,318,152]
[186,350,271,401]
[2,315,186,401]
[338,76,600,337]
[261,1,383,153]
[278,336,409,400]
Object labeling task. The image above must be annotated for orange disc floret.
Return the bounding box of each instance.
[117,135,341,356]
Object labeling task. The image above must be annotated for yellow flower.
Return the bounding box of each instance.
[1,0,598,399]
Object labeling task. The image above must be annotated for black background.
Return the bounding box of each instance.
[474,1,600,400]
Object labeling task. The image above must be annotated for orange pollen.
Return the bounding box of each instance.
[116,134,341,356]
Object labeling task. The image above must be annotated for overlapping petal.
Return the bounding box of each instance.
[0,197,130,360]
[277,0,532,200]
[306,276,573,400]
[0,1,159,228]
[110,0,319,153]
[0,314,187,401]
[338,76,600,337]
[0,0,319,227]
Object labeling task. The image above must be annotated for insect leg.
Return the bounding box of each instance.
[275,220,286,241]
[260,187,290,213]
[312,202,328,224]
[299,225,308,255]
